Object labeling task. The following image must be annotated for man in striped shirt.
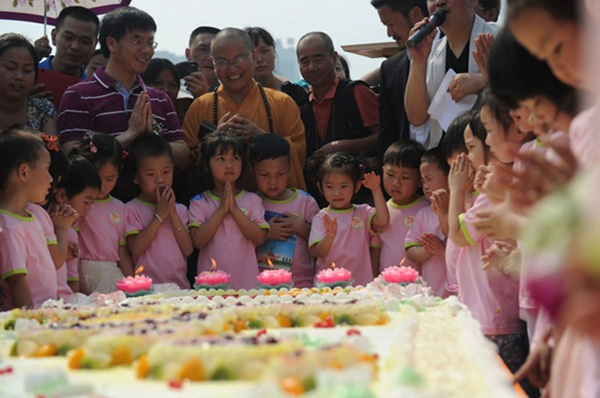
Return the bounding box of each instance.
[58,7,189,174]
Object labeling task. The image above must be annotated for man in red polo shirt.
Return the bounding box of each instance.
[296,32,379,159]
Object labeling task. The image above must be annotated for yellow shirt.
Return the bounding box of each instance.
[183,82,306,190]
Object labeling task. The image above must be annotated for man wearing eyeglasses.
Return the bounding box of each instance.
[182,28,306,191]
[58,6,189,201]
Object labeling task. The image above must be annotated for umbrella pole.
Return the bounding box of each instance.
[43,0,47,36]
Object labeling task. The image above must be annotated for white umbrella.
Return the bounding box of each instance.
[0,0,132,35]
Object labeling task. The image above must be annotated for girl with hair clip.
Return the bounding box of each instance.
[24,133,78,278]
[52,157,101,299]
[78,133,134,293]
[0,129,57,309]
[189,132,269,290]
[124,134,193,289]
[308,152,389,286]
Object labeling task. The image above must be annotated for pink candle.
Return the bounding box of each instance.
[316,267,352,284]
[195,270,231,286]
[257,269,292,286]
[381,266,418,284]
[116,275,153,294]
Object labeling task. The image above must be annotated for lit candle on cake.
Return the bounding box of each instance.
[381,260,418,284]
[257,259,292,288]
[116,266,153,295]
[316,263,353,287]
[194,258,231,289]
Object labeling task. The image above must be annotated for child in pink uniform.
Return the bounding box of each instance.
[124,135,193,289]
[439,112,472,295]
[189,133,269,290]
[309,153,389,287]
[78,133,134,293]
[250,134,319,288]
[448,110,528,392]
[0,129,57,309]
[53,157,101,299]
[376,141,428,274]
[405,149,450,297]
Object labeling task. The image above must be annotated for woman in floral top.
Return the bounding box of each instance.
[0,33,57,135]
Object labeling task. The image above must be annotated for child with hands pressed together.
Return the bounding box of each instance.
[309,153,389,287]
[374,141,428,275]
[447,113,529,393]
[78,133,134,293]
[53,157,101,299]
[405,149,450,297]
[0,129,58,309]
[189,132,269,290]
[251,134,319,288]
[124,135,193,289]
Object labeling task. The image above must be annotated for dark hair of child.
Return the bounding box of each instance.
[123,134,173,183]
[250,133,290,166]
[38,134,69,205]
[317,152,362,185]
[440,111,472,161]
[480,88,515,133]
[488,28,576,114]
[469,112,490,163]
[79,132,124,169]
[57,156,102,198]
[421,148,450,175]
[382,139,426,170]
[507,0,578,23]
[201,132,247,186]
[0,128,47,190]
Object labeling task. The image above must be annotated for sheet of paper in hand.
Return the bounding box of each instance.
[427,69,478,132]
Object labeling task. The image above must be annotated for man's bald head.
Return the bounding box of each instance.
[211,27,254,55]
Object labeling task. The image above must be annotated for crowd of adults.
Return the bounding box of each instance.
[0,0,500,204]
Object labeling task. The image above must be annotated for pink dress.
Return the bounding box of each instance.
[57,228,79,300]
[309,204,377,287]
[457,194,523,336]
[125,199,190,289]
[188,190,269,290]
[258,189,319,288]
[377,197,429,272]
[404,205,447,296]
[77,195,127,262]
[0,209,57,310]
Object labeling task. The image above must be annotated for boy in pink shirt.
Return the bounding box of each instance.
[376,141,428,273]
[309,153,389,287]
[0,130,57,309]
[405,149,450,297]
[125,135,193,289]
[189,133,269,290]
[250,135,319,288]
[126,199,190,288]
[53,157,102,298]
[438,111,471,295]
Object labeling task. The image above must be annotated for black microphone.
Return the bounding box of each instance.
[406,10,447,49]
